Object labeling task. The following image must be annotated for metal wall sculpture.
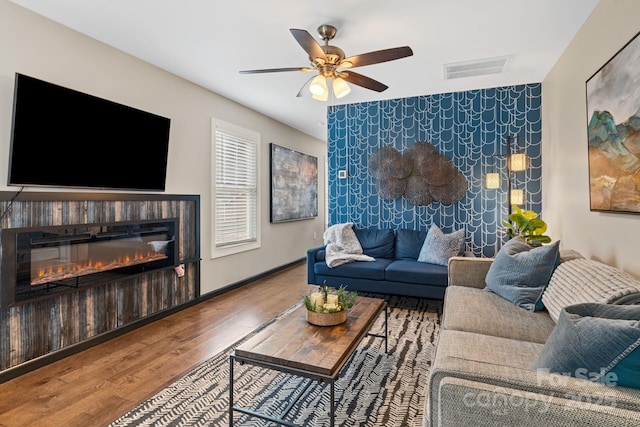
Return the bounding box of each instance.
[368,142,468,206]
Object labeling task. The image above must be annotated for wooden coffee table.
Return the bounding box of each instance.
[229,296,387,427]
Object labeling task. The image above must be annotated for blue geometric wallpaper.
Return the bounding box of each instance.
[327,84,542,257]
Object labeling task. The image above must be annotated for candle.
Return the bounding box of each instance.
[323,303,338,311]
[309,292,324,310]
[326,294,339,306]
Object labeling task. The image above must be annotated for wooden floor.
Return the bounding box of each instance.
[0,262,310,427]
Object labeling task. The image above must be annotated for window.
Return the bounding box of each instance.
[211,119,260,258]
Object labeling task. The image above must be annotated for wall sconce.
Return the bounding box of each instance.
[485,172,500,189]
[483,134,528,213]
[509,153,528,172]
[510,189,524,205]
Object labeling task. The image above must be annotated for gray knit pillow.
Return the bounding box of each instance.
[417,225,464,266]
[542,258,640,323]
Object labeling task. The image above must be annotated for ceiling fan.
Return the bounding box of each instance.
[239,24,413,101]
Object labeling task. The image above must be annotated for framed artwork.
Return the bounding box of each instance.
[586,30,640,213]
[270,143,318,223]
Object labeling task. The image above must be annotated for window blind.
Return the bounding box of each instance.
[214,126,257,247]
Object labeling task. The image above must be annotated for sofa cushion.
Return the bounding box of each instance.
[434,329,544,372]
[313,258,392,281]
[384,260,448,286]
[443,285,556,344]
[417,225,465,266]
[353,228,395,259]
[542,258,640,323]
[531,303,640,389]
[395,228,427,260]
[485,238,560,311]
[428,328,640,427]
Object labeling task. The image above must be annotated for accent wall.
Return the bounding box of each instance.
[327,84,542,257]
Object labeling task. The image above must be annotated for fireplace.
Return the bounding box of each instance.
[1,219,178,307]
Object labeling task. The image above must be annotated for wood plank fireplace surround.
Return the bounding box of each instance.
[0,192,200,382]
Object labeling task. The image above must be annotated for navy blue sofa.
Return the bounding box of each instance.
[306,228,450,300]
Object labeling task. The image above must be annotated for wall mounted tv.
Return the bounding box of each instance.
[8,73,171,191]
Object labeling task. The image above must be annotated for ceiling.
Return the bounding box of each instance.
[9,0,600,142]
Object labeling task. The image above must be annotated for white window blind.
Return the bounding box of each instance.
[213,122,258,250]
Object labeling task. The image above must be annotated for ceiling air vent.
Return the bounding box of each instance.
[444,55,511,80]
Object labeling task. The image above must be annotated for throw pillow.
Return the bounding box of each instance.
[353,228,395,258]
[530,303,640,389]
[395,229,428,260]
[485,237,560,311]
[417,225,464,266]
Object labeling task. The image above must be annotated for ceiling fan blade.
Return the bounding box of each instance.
[290,28,326,62]
[340,71,388,92]
[341,46,413,68]
[239,67,314,74]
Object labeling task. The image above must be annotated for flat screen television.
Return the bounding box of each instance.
[8,73,171,191]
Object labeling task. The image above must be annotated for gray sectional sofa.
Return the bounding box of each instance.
[426,252,640,427]
[307,228,454,299]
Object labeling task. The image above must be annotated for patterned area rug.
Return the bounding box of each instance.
[109,294,442,427]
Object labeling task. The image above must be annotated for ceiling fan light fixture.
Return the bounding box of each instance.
[332,77,351,99]
[311,88,328,101]
[309,74,327,97]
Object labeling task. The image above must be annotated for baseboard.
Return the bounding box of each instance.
[198,257,305,301]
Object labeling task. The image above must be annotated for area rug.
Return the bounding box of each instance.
[109,294,442,427]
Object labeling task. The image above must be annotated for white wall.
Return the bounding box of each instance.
[0,0,327,294]
[542,0,640,277]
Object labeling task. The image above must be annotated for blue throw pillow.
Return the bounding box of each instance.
[485,237,560,311]
[531,303,640,389]
[417,225,464,266]
[353,228,395,259]
[395,229,428,260]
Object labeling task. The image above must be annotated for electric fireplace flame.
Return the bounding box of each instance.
[31,248,169,286]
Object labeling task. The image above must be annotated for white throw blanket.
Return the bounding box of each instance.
[323,223,375,268]
[542,258,640,322]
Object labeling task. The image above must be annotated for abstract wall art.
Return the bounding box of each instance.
[270,143,318,223]
[586,30,640,214]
